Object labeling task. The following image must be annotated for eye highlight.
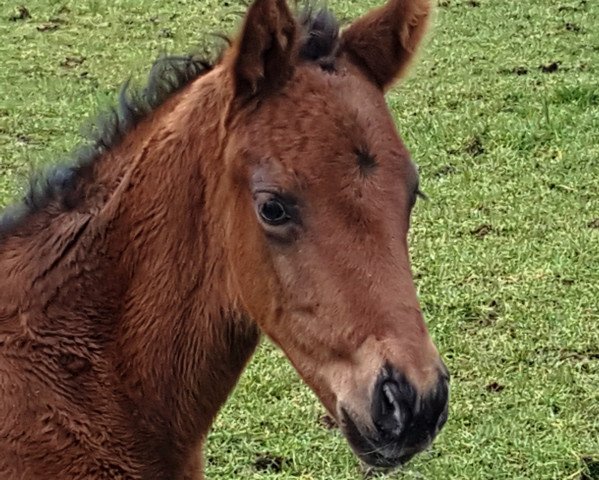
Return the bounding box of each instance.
[253,191,300,243]
[259,198,289,225]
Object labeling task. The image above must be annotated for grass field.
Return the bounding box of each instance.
[1,0,598,478]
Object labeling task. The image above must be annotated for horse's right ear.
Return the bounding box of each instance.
[230,0,297,100]
[340,0,432,91]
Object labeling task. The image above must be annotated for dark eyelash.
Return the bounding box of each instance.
[415,188,428,201]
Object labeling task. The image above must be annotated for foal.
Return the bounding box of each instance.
[0,0,448,478]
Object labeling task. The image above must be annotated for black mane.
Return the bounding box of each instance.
[0,55,213,237]
[298,7,339,69]
[0,7,340,238]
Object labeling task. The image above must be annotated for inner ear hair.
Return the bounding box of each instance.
[231,0,298,100]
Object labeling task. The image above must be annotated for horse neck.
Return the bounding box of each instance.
[94,69,260,443]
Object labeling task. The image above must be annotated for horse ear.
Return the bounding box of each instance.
[340,0,431,91]
[231,0,297,99]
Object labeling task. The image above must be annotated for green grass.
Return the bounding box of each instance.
[1,0,598,478]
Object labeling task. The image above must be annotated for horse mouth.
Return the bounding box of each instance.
[338,407,417,469]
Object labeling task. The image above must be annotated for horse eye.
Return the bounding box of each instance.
[259,199,289,225]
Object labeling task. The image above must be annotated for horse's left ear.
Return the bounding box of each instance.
[230,0,297,100]
[340,0,432,91]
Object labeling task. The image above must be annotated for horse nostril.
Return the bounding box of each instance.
[382,381,400,414]
[373,376,414,439]
[372,365,449,444]
[343,367,448,468]
[380,381,402,434]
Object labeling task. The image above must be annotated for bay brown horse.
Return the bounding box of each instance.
[0,0,449,477]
